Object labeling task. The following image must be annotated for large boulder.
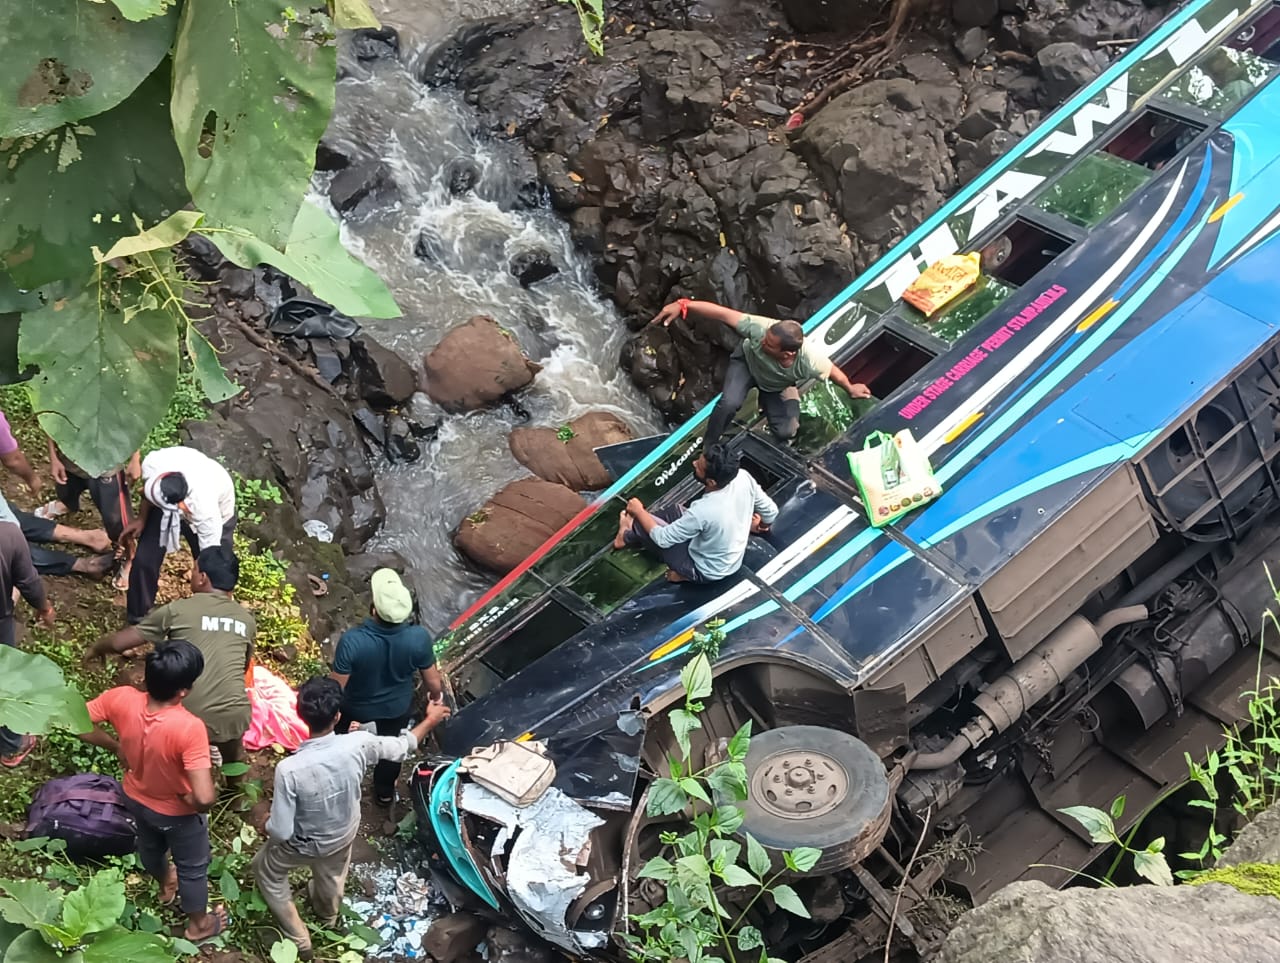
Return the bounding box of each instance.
[637,31,726,142]
[508,412,633,491]
[1035,41,1110,105]
[454,479,587,574]
[934,879,1280,963]
[422,317,542,411]
[347,334,417,408]
[794,76,961,262]
[780,0,880,33]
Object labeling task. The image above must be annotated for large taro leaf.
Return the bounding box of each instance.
[205,200,400,318]
[0,0,176,138]
[0,68,190,289]
[0,646,91,737]
[19,272,179,476]
[171,0,337,248]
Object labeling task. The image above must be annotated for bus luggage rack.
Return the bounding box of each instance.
[1138,350,1280,542]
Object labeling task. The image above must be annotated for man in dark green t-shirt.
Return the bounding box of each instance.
[88,546,256,767]
[652,298,871,447]
[330,569,443,805]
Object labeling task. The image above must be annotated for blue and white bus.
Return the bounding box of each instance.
[416,0,1280,956]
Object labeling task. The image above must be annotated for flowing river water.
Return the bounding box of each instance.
[318,4,662,632]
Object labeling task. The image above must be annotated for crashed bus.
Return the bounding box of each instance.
[412,0,1280,956]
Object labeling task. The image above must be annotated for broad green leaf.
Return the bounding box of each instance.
[1132,850,1174,887]
[0,0,176,137]
[668,708,701,761]
[770,883,810,919]
[681,654,713,701]
[220,761,251,778]
[270,939,300,963]
[718,864,758,888]
[219,872,241,901]
[706,760,747,802]
[647,778,689,817]
[0,880,61,930]
[1146,836,1165,854]
[1058,805,1116,845]
[204,201,399,319]
[96,211,204,263]
[81,926,171,963]
[0,647,91,736]
[332,0,381,28]
[171,0,336,248]
[0,918,23,955]
[1109,795,1126,821]
[677,926,702,963]
[105,0,176,20]
[60,873,126,942]
[786,846,822,873]
[186,327,241,403]
[727,721,751,762]
[2,929,68,963]
[20,271,179,476]
[674,854,712,893]
[679,777,711,806]
[736,926,763,952]
[635,857,674,882]
[0,274,39,314]
[745,834,771,879]
[0,68,190,289]
[712,805,743,835]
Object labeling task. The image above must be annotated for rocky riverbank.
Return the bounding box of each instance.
[421,0,1169,418]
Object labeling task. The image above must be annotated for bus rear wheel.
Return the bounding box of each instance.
[740,725,892,874]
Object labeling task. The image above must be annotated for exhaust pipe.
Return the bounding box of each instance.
[911,605,1148,770]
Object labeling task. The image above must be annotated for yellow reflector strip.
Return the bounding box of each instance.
[1209,193,1244,223]
[515,732,535,743]
[650,628,696,661]
[944,411,985,444]
[1076,298,1118,333]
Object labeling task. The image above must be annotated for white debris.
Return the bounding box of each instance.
[346,862,447,960]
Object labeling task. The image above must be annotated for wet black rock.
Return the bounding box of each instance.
[350,27,399,62]
[1036,41,1110,105]
[329,161,394,215]
[955,26,989,62]
[638,31,726,142]
[953,0,999,28]
[348,334,418,408]
[384,414,422,464]
[957,88,1009,139]
[414,228,446,263]
[447,160,480,196]
[509,250,560,287]
[315,137,351,172]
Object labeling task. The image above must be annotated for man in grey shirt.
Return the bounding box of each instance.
[616,445,778,583]
[253,677,450,959]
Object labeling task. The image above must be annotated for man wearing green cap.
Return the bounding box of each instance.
[330,569,443,805]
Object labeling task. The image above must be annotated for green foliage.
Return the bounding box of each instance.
[1059,797,1174,887]
[558,0,605,56]
[1186,862,1280,896]
[207,201,401,319]
[0,646,91,738]
[624,655,816,963]
[141,365,206,454]
[0,0,400,474]
[556,424,576,442]
[0,0,177,137]
[689,618,726,661]
[232,533,324,683]
[0,869,172,962]
[232,472,284,525]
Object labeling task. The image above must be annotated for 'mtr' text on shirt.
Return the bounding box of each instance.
[201,615,249,637]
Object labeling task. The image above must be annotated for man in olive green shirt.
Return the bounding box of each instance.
[652,298,871,446]
[88,546,256,766]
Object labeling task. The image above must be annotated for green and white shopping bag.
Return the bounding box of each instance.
[846,429,942,527]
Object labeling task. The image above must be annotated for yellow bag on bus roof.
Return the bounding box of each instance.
[902,252,981,317]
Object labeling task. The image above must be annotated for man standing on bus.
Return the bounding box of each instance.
[615,445,777,583]
[651,298,871,447]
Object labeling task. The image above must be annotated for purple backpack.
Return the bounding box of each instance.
[26,774,137,860]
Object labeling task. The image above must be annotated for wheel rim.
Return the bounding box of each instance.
[750,747,850,820]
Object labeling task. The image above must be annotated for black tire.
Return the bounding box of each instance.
[740,725,890,874]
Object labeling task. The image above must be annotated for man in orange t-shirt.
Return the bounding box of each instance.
[82,640,226,942]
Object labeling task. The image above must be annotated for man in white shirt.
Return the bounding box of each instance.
[120,445,236,623]
[615,445,778,583]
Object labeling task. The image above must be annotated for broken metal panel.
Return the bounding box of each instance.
[458,782,608,954]
[546,708,646,811]
[852,684,909,757]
